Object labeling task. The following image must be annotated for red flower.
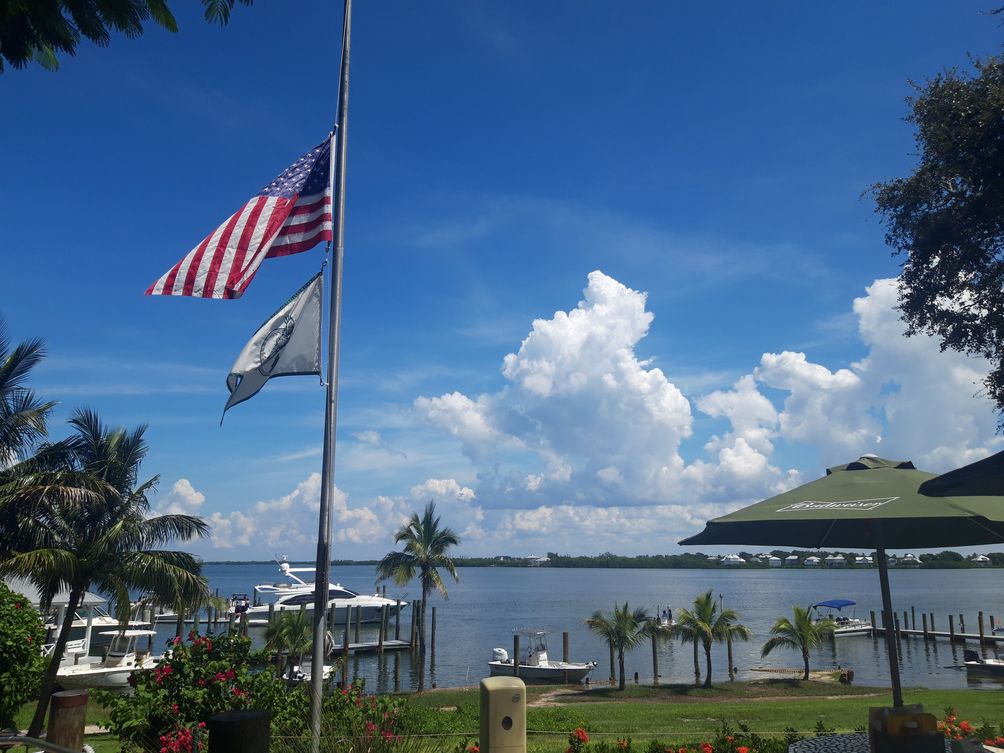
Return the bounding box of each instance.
[700,744,713,753]
[467,746,480,753]
[171,704,179,714]
[14,602,21,609]
[575,728,589,743]
[736,747,749,753]
[959,721,973,735]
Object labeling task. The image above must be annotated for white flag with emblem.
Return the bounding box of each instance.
[223,273,323,419]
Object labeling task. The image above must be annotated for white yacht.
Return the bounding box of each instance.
[239,560,407,626]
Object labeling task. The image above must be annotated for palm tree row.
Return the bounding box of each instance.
[588,590,838,689]
[0,320,210,737]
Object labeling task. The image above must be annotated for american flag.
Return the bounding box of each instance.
[146,137,333,299]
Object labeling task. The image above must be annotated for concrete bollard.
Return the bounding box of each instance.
[480,676,526,753]
[209,710,270,753]
[48,690,88,752]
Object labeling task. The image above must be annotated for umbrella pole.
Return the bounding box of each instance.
[875,540,903,708]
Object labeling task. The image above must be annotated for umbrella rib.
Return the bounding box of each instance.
[967,516,1004,543]
[815,519,837,549]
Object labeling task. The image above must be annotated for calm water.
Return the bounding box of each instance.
[150,564,1004,694]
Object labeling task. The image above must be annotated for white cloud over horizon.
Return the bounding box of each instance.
[160,272,1003,560]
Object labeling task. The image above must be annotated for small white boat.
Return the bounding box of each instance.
[56,629,160,691]
[282,663,333,683]
[487,630,597,683]
[811,599,872,637]
[240,559,406,627]
[964,649,1004,676]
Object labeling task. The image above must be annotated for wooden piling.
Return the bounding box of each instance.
[431,606,437,662]
[48,690,88,752]
[922,612,929,640]
[268,603,275,625]
[979,612,986,645]
[651,629,659,684]
[894,613,901,640]
[930,613,935,633]
[911,606,916,630]
[902,611,908,633]
[354,602,362,643]
[228,611,235,633]
[145,607,154,653]
[344,606,351,655]
[870,611,876,631]
[395,599,402,640]
[959,614,966,634]
[949,614,956,643]
[378,605,387,653]
[513,634,520,678]
[563,631,570,662]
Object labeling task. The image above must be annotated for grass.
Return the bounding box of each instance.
[16,680,1004,752]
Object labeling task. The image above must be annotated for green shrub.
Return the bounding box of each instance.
[0,583,47,729]
[97,630,309,752]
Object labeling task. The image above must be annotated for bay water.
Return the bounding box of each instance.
[151,563,1004,694]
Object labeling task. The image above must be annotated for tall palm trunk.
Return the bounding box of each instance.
[617,648,626,690]
[692,640,700,686]
[702,639,713,688]
[417,580,430,691]
[28,587,82,738]
[802,647,810,681]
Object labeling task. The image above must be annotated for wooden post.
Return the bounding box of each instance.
[145,607,155,654]
[651,629,659,684]
[911,606,916,630]
[354,602,361,643]
[922,613,929,641]
[513,634,521,678]
[228,611,235,633]
[343,607,351,652]
[378,604,387,652]
[431,606,437,663]
[903,611,908,633]
[979,612,986,645]
[48,690,88,752]
[949,614,956,643]
[267,603,275,625]
[960,614,966,635]
[894,613,901,640]
[870,610,876,632]
[209,709,270,753]
[395,599,402,640]
[930,613,935,633]
[563,631,570,662]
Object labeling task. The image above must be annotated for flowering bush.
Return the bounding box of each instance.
[938,706,1004,747]
[320,678,405,752]
[567,726,590,753]
[98,630,308,752]
[0,583,47,729]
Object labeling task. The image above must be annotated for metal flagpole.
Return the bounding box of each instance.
[311,0,352,749]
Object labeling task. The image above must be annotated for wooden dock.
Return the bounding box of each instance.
[872,627,1004,644]
[344,639,411,654]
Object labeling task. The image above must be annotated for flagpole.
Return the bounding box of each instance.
[311,0,352,748]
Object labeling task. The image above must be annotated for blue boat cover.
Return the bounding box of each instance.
[812,599,856,610]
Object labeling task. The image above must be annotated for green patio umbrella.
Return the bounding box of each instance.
[679,455,1004,707]
[919,449,1004,497]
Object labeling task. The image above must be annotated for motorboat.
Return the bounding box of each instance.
[810,599,872,637]
[239,560,407,626]
[487,630,597,683]
[282,663,333,683]
[963,649,1004,676]
[56,629,161,690]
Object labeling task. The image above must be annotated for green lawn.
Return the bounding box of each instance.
[16,681,1004,753]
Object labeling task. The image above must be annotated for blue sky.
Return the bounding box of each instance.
[4,2,1003,560]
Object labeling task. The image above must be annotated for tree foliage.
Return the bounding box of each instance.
[585,602,655,690]
[672,589,751,688]
[0,0,253,72]
[376,501,460,691]
[0,582,47,729]
[872,55,1004,419]
[760,605,834,681]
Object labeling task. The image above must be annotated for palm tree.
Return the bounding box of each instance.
[0,322,53,469]
[265,610,314,688]
[672,590,751,688]
[761,606,835,681]
[0,409,210,737]
[585,602,655,690]
[376,501,460,691]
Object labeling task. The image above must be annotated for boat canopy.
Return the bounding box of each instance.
[812,599,856,610]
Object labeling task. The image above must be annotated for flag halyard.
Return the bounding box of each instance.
[147,139,333,299]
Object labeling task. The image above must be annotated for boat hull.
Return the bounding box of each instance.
[964,659,1004,676]
[243,602,402,626]
[487,660,596,683]
[57,658,158,691]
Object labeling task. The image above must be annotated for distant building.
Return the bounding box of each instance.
[721,554,746,567]
[854,556,874,567]
[972,554,991,567]
[527,555,550,566]
[706,554,721,562]
[899,553,921,567]
[768,556,783,568]
[803,556,821,568]
[825,554,846,568]
[785,555,800,567]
